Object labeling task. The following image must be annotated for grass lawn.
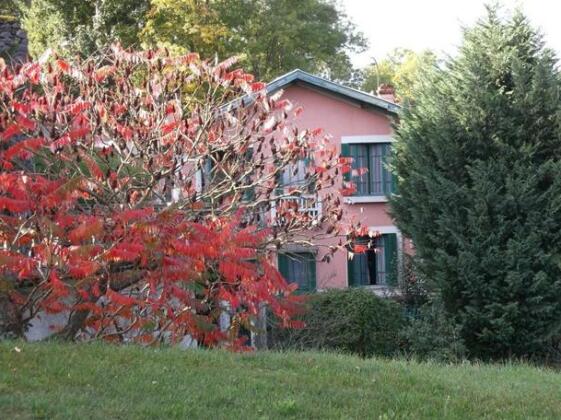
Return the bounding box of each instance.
[1,342,560,419]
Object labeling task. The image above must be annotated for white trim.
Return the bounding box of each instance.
[344,196,389,204]
[341,135,394,144]
[368,225,400,235]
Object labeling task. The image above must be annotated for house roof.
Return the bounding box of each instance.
[224,69,401,115]
[265,69,401,115]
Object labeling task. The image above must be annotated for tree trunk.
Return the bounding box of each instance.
[0,294,24,339]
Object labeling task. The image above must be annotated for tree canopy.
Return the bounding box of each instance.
[361,48,438,103]
[0,46,358,346]
[17,0,366,83]
[391,7,561,359]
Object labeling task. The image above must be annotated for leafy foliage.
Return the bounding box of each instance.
[17,0,150,58]
[401,298,466,362]
[391,7,561,359]
[361,48,438,103]
[18,0,366,83]
[0,46,356,348]
[270,288,405,357]
[210,0,367,82]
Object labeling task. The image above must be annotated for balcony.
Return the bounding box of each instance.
[271,194,322,225]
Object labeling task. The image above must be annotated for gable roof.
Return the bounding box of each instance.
[266,69,400,115]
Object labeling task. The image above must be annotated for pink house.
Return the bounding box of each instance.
[268,70,408,293]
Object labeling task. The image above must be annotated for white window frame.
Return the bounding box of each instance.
[342,135,394,203]
[341,135,394,144]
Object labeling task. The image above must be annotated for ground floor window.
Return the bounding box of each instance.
[278,252,316,292]
[348,233,398,286]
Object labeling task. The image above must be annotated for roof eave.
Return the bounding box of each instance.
[266,69,401,115]
[223,69,401,115]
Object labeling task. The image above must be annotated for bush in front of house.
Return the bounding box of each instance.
[270,288,405,357]
[400,297,466,363]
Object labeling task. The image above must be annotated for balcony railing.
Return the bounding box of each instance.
[271,194,322,225]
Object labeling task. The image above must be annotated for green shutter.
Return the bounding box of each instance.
[341,143,351,184]
[381,144,387,195]
[389,144,397,194]
[275,170,283,196]
[243,148,256,201]
[347,252,356,287]
[243,186,256,202]
[278,254,289,280]
[308,253,316,291]
[383,234,398,285]
[381,144,397,195]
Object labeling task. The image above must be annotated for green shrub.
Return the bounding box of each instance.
[270,288,405,357]
[401,298,466,362]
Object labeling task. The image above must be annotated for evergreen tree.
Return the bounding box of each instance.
[391,7,561,359]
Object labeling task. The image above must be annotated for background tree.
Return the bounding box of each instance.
[211,0,367,82]
[0,46,356,345]
[141,0,230,60]
[391,7,561,359]
[17,0,150,58]
[361,48,438,103]
[18,0,366,83]
[0,1,20,15]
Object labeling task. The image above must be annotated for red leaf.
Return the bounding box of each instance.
[15,115,36,131]
[115,208,154,224]
[107,289,137,306]
[68,127,90,140]
[353,244,368,254]
[251,82,266,92]
[1,124,20,142]
[50,134,71,152]
[68,101,92,115]
[13,102,32,115]
[0,197,31,213]
[56,59,70,72]
[68,218,104,244]
[68,260,100,278]
[161,121,180,134]
[105,243,144,262]
[79,152,104,180]
[3,137,45,161]
[49,271,70,297]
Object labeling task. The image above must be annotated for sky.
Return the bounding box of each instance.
[342,0,561,68]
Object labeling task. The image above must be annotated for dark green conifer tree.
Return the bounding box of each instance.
[391,7,561,358]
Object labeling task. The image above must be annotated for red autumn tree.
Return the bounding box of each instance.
[0,46,359,347]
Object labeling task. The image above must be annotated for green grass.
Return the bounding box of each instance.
[1,342,560,419]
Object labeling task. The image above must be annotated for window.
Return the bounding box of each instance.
[341,143,395,196]
[281,159,308,188]
[199,149,255,201]
[278,158,316,195]
[348,233,398,286]
[278,252,316,292]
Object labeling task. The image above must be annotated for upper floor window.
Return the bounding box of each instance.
[341,143,396,196]
[281,159,308,188]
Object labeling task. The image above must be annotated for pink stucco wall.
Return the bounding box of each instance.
[280,83,406,289]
